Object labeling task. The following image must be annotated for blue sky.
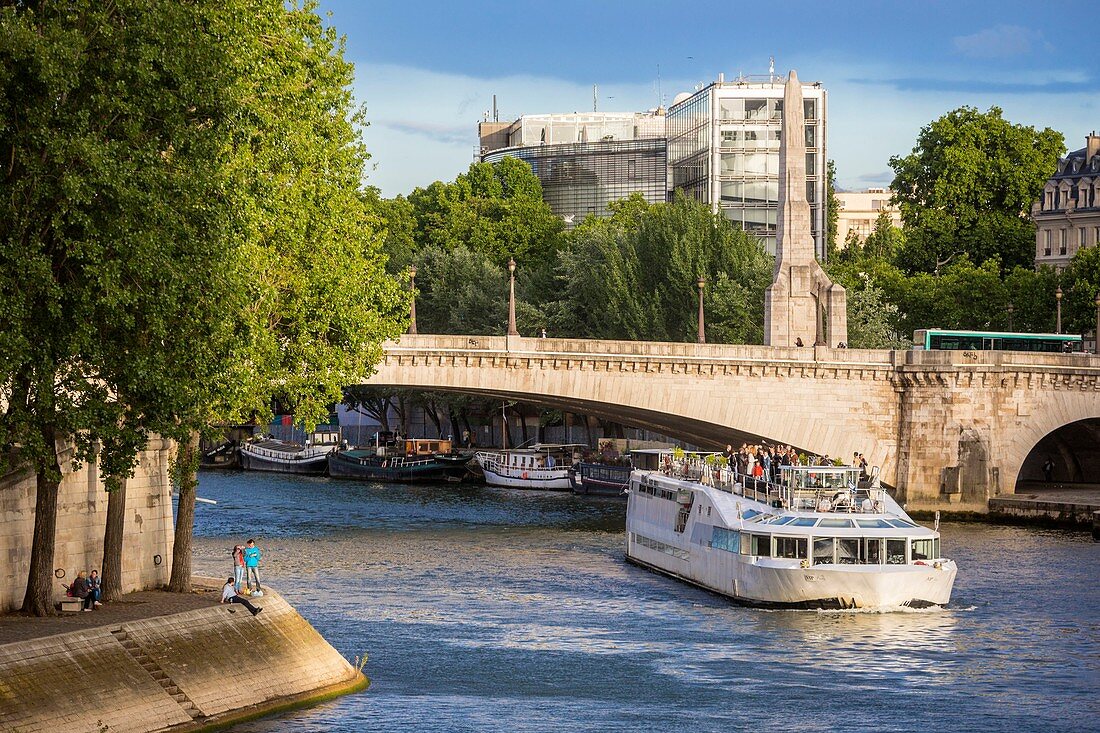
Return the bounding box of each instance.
[318,0,1098,196]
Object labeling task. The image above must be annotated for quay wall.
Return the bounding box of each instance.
[0,588,366,733]
[0,439,175,613]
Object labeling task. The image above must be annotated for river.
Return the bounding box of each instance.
[191,471,1100,733]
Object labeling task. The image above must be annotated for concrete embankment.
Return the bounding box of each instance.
[0,586,366,732]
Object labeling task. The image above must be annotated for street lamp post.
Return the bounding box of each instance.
[507,257,519,336]
[696,276,706,344]
[1095,292,1100,353]
[1007,302,1014,332]
[407,264,418,335]
[1055,286,1063,334]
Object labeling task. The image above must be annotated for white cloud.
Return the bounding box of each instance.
[952,25,1047,59]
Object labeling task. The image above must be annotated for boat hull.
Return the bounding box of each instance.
[481,465,572,491]
[571,463,630,496]
[328,453,471,483]
[239,448,329,475]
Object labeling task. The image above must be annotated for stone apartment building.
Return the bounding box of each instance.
[1033,132,1100,270]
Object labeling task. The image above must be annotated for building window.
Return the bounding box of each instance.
[1095,226,1100,246]
[1080,227,1087,248]
[1060,229,1067,255]
[1045,191,1054,210]
[1044,230,1052,256]
[803,99,816,120]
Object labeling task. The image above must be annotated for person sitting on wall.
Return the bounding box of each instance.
[88,569,103,608]
[70,571,94,611]
[221,577,263,616]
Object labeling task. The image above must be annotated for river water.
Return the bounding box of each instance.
[191,472,1100,733]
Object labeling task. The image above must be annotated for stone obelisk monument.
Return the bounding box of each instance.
[764,70,847,347]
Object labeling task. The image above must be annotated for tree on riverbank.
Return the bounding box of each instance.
[164,0,407,593]
[0,0,405,614]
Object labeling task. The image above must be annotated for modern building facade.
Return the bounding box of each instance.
[1033,133,1100,270]
[666,74,828,257]
[835,188,902,244]
[478,112,667,226]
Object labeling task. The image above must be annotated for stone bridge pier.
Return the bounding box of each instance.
[365,335,1100,512]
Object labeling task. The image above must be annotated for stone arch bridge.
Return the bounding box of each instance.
[364,334,1100,511]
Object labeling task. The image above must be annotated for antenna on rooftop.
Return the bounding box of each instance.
[769,56,775,81]
[656,64,663,108]
[493,94,498,123]
[593,84,597,112]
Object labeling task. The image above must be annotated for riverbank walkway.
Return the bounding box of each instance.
[989,483,1100,533]
[0,578,227,646]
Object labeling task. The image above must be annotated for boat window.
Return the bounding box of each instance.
[935,537,941,559]
[886,538,906,564]
[775,536,807,559]
[911,538,935,561]
[862,537,884,564]
[837,538,860,564]
[751,534,771,557]
[813,537,834,565]
[855,518,892,529]
[770,516,797,526]
[712,526,739,548]
[739,532,751,555]
[886,519,917,529]
[817,518,855,528]
[741,509,762,520]
[746,513,774,523]
[790,517,818,527]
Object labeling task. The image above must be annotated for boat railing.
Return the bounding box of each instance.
[659,457,886,513]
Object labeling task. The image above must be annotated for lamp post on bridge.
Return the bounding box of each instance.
[1095,292,1100,353]
[407,264,418,335]
[1055,286,1063,334]
[507,257,519,337]
[696,276,706,344]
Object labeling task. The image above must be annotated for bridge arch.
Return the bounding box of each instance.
[365,334,902,482]
[1014,416,1100,487]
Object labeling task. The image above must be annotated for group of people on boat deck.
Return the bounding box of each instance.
[721,444,870,484]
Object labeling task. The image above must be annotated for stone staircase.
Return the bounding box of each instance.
[111,628,203,722]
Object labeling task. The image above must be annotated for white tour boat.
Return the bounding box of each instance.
[474,444,583,491]
[625,459,956,609]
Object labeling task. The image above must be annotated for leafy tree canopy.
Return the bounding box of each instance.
[406,157,565,266]
[889,106,1063,274]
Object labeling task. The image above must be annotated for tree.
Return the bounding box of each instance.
[0,0,250,613]
[407,158,565,266]
[826,160,840,260]
[165,0,408,592]
[550,196,772,343]
[844,275,908,349]
[1060,247,1100,336]
[889,106,1063,274]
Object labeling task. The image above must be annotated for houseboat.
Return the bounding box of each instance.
[569,461,632,496]
[474,444,583,490]
[329,436,471,483]
[625,459,956,609]
[238,427,341,475]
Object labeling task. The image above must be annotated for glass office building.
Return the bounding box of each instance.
[479,112,667,226]
[667,75,827,257]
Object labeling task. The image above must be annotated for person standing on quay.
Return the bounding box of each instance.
[232,544,246,592]
[244,538,263,594]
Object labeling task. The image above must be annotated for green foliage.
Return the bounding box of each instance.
[889,106,1063,274]
[549,196,772,343]
[1060,247,1100,335]
[843,275,908,349]
[826,160,840,259]
[406,158,565,265]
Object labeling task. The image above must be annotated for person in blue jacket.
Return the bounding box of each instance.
[243,538,263,594]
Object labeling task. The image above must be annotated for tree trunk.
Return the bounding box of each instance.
[423,400,444,438]
[167,431,200,593]
[22,425,62,617]
[100,476,127,601]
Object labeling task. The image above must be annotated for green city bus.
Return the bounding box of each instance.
[912,329,1083,353]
